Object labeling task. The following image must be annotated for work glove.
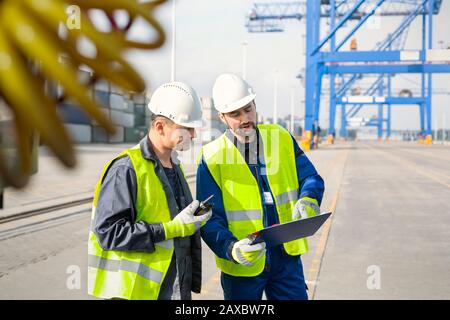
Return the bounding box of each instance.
[292,196,320,221]
[162,200,212,239]
[231,238,266,266]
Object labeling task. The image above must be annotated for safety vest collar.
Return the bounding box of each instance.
[139,135,180,165]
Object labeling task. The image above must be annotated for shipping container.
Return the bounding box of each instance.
[94,79,110,92]
[65,124,92,143]
[92,126,109,143]
[108,126,125,143]
[125,127,147,143]
[58,103,91,125]
[134,113,146,127]
[110,110,135,128]
[134,103,146,116]
[110,93,126,111]
[125,99,135,113]
[110,84,122,94]
[91,108,110,126]
[131,92,146,104]
[94,90,110,108]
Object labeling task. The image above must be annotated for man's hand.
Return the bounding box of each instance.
[163,200,212,239]
[292,197,320,221]
[231,238,266,266]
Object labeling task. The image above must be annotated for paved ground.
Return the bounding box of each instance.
[314,141,450,299]
[0,141,449,299]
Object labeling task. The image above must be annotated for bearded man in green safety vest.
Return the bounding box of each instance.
[88,82,212,300]
[197,73,325,300]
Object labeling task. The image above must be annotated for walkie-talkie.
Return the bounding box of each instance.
[194,195,214,216]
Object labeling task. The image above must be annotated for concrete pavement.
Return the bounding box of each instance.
[314,142,450,299]
[1,141,449,299]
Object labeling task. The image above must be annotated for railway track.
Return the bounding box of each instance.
[0,173,196,241]
[0,197,93,225]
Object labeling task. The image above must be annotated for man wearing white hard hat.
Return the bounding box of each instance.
[197,73,324,300]
[88,82,212,300]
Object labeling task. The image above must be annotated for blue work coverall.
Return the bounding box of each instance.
[197,130,325,300]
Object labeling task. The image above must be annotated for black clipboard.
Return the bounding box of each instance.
[248,212,332,248]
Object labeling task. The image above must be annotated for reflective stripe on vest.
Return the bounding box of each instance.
[226,210,262,221]
[88,255,164,284]
[276,188,299,206]
[88,144,174,300]
[201,124,310,277]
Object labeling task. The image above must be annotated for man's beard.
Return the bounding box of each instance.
[234,122,256,141]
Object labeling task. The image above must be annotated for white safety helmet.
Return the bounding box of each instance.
[148,81,203,128]
[212,73,256,113]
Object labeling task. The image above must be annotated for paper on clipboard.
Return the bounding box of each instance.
[248,212,332,248]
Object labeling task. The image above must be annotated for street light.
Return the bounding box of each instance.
[171,0,176,81]
[290,86,295,134]
[242,40,248,80]
[273,69,278,125]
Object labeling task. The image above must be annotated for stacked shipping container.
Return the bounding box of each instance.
[57,71,150,144]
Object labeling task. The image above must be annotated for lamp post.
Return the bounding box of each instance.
[242,40,248,80]
[273,69,278,125]
[290,86,295,134]
[171,0,176,81]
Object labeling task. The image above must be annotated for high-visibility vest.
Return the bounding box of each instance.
[88,144,174,300]
[201,124,313,277]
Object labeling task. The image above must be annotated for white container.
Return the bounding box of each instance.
[94,79,110,92]
[125,99,134,113]
[65,124,91,143]
[94,90,109,108]
[110,110,134,128]
[109,93,126,110]
[132,93,146,104]
[110,84,122,94]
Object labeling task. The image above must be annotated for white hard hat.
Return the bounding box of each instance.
[148,81,203,128]
[212,73,256,113]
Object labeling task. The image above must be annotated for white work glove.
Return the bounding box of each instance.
[162,200,212,239]
[292,197,320,221]
[231,238,266,266]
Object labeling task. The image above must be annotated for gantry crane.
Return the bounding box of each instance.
[246,0,449,149]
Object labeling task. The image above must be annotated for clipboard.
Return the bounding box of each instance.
[247,212,332,248]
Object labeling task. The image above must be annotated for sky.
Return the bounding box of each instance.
[122,0,450,131]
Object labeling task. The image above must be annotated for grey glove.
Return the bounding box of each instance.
[162,200,212,239]
[231,238,266,266]
[292,197,320,221]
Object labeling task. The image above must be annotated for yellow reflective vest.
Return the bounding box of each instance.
[88,144,174,300]
[201,124,312,277]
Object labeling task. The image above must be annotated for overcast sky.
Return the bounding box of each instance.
[123,0,450,131]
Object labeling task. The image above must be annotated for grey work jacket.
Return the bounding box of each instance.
[92,136,202,299]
